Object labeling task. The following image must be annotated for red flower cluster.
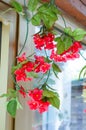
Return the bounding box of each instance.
[50,41,82,62]
[27,88,50,113]
[14,61,34,81]
[34,55,51,73]
[14,54,51,82]
[33,33,55,50]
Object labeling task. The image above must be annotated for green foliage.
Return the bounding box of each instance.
[28,0,39,12]
[11,60,28,73]
[55,36,72,54]
[44,57,52,63]
[26,72,39,78]
[52,63,61,72]
[43,89,60,109]
[72,28,86,41]
[52,62,61,78]
[48,96,60,109]
[43,89,59,97]
[64,27,73,36]
[53,70,59,78]
[31,3,60,28]
[2,88,22,117]
[64,27,86,41]
[31,13,41,26]
[11,64,22,73]
[7,99,17,117]
[63,36,72,50]
[2,0,86,117]
[10,0,23,14]
[56,28,86,55]
[55,37,65,54]
[0,88,17,98]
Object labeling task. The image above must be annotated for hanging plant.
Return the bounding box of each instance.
[0,0,86,117]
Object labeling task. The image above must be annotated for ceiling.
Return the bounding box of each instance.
[1,0,86,28]
[55,0,86,28]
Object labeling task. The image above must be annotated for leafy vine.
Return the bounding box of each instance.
[0,0,86,117]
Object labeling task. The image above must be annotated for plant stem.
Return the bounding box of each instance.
[46,84,56,91]
[18,18,29,56]
[61,14,67,28]
[50,0,55,4]
[18,0,29,56]
[45,70,50,84]
[12,75,20,90]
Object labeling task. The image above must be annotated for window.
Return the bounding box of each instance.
[32,22,86,130]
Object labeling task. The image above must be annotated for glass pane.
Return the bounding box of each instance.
[32,50,86,130]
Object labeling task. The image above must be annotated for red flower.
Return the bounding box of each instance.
[40,62,51,73]
[14,68,32,82]
[22,61,35,72]
[70,41,82,53]
[28,88,43,101]
[33,33,55,50]
[19,86,26,98]
[50,41,82,62]
[27,100,38,110]
[27,88,50,113]
[34,55,51,73]
[17,52,26,62]
[33,34,45,50]
[38,100,50,114]
[35,55,45,64]
[44,42,55,50]
[50,50,67,62]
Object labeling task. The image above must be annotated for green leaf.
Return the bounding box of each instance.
[0,88,17,98]
[50,5,61,15]
[56,37,65,54]
[52,63,61,72]
[28,0,39,12]
[48,96,60,109]
[31,13,41,26]
[37,3,48,12]
[31,3,58,28]
[56,36,72,54]
[63,36,72,50]
[27,72,39,78]
[44,57,52,63]
[38,4,59,17]
[72,28,86,41]
[8,88,17,98]
[7,99,17,117]
[0,93,9,98]
[53,69,59,78]
[42,14,57,28]
[11,63,22,73]
[10,0,23,13]
[64,27,72,36]
[43,89,59,98]
[37,3,58,28]
[64,28,86,41]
